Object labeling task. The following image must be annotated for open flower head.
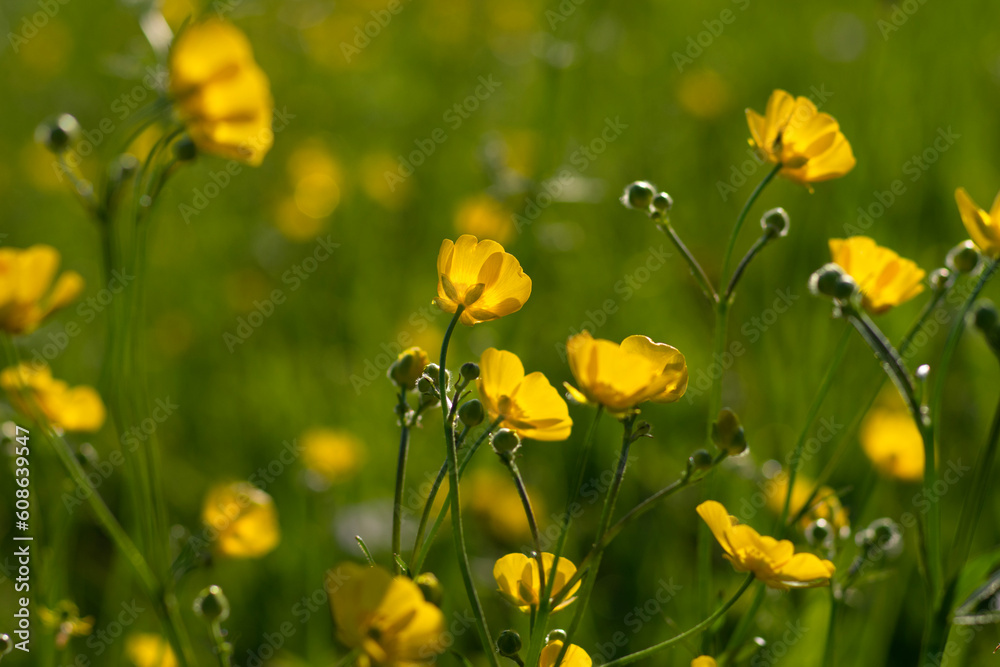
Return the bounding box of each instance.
[0,245,83,335]
[329,562,445,665]
[539,640,592,667]
[477,348,572,441]
[493,552,580,613]
[565,331,687,414]
[433,235,531,326]
[201,482,280,558]
[746,89,855,186]
[125,634,178,667]
[860,389,924,482]
[697,500,835,589]
[955,187,1000,258]
[829,236,926,314]
[169,20,273,165]
[1,363,105,432]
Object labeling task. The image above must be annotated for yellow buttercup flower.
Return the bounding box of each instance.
[539,639,592,666]
[860,390,924,482]
[955,187,1000,258]
[1,363,105,432]
[389,346,430,390]
[829,236,926,314]
[477,348,572,441]
[433,234,531,326]
[202,482,280,558]
[125,633,178,667]
[301,428,365,483]
[564,331,687,415]
[765,475,849,533]
[493,552,580,613]
[691,657,717,667]
[746,89,855,186]
[697,500,835,589]
[169,20,273,165]
[0,245,83,335]
[328,562,446,664]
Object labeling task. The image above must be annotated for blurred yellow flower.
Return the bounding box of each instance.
[0,245,83,335]
[765,475,849,533]
[464,468,543,543]
[301,428,365,483]
[433,235,531,326]
[564,332,687,415]
[860,391,924,482]
[955,187,1000,258]
[678,70,732,119]
[328,562,445,664]
[125,633,178,667]
[1,363,105,432]
[389,346,430,390]
[169,20,273,165]
[477,348,572,441]
[829,237,925,314]
[697,500,835,589]
[38,600,94,649]
[691,657,717,667]
[539,639,592,667]
[202,482,280,558]
[746,89,855,186]
[493,552,580,613]
[455,194,514,244]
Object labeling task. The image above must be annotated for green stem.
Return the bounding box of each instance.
[603,574,755,667]
[334,647,364,667]
[439,308,500,667]
[654,222,718,303]
[210,620,233,667]
[719,163,782,288]
[724,234,770,301]
[822,586,837,667]
[392,387,410,573]
[501,456,546,596]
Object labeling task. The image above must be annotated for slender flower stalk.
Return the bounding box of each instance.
[655,222,718,303]
[392,387,410,573]
[499,455,546,596]
[719,163,782,291]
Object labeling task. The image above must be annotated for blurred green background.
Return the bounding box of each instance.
[2,0,1000,664]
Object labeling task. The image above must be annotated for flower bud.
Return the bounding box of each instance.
[929,268,951,292]
[946,240,981,274]
[491,428,521,455]
[496,629,522,657]
[760,207,790,239]
[973,300,999,333]
[865,518,904,561]
[545,629,568,644]
[809,263,856,300]
[390,347,430,390]
[632,420,652,439]
[804,518,831,548]
[35,114,81,153]
[712,408,747,456]
[193,585,230,623]
[0,633,10,656]
[460,361,480,382]
[414,572,444,607]
[416,375,436,395]
[458,399,485,427]
[652,192,673,213]
[689,449,714,471]
[173,135,198,162]
[621,181,656,210]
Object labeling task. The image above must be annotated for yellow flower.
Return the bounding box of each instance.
[0,245,83,334]
[746,89,856,186]
[125,634,178,667]
[454,194,514,244]
[539,639,591,667]
[0,363,105,432]
[697,500,835,589]
[328,562,446,664]
[301,428,365,483]
[201,482,280,558]
[38,600,94,649]
[477,348,572,441]
[765,475,849,533]
[955,187,1000,258]
[829,236,926,314]
[564,331,687,415]
[464,468,544,543]
[389,346,430,390]
[433,235,531,326]
[169,20,273,165]
[691,657,717,667]
[493,552,580,613]
[860,390,924,482]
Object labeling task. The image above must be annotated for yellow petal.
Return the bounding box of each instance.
[540,640,592,667]
[956,187,1000,257]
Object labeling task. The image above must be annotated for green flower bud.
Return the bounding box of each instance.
[809,263,856,300]
[460,361,480,382]
[193,585,230,623]
[458,399,485,427]
[946,240,981,274]
[804,518,831,547]
[173,135,198,162]
[973,300,998,333]
[712,408,747,456]
[545,629,568,644]
[621,181,656,210]
[496,629,523,657]
[760,207,790,239]
[0,633,10,656]
[929,268,951,292]
[35,114,81,153]
[416,375,436,395]
[689,449,714,471]
[652,192,673,213]
[491,428,521,455]
[414,572,444,607]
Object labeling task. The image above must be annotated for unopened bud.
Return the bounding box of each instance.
[809,263,856,300]
[805,519,831,547]
[689,449,714,471]
[414,572,444,607]
[173,135,198,162]
[760,207,790,239]
[0,633,10,656]
[416,376,436,395]
[193,585,230,623]
[545,629,568,644]
[492,428,520,455]
[458,399,485,427]
[929,268,951,291]
[712,408,747,456]
[632,420,652,439]
[621,181,656,210]
[946,240,981,274]
[460,362,480,382]
[390,347,430,390]
[35,114,81,153]
[496,629,522,657]
[652,192,673,213]
[973,300,998,333]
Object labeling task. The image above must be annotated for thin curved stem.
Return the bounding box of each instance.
[655,222,718,303]
[501,456,546,595]
[719,162,782,290]
[392,387,410,573]
[725,233,770,301]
